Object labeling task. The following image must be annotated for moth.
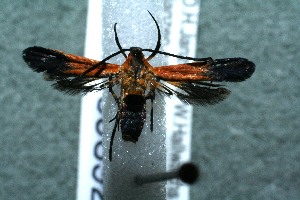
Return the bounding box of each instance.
[23,11,255,161]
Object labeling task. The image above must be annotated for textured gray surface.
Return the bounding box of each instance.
[0,1,299,200]
[0,1,86,199]
[192,1,300,199]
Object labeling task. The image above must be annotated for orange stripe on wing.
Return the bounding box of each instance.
[152,62,213,81]
[64,62,120,77]
[60,52,120,77]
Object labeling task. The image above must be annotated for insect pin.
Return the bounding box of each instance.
[23,11,255,161]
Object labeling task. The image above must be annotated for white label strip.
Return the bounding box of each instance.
[76,0,104,199]
[77,1,165,200]
[164,0,200,200]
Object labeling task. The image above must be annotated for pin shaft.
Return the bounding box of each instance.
[134,162,199,186]
[135,170,178,185]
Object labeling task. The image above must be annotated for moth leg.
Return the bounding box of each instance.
[145,89,155,132]
[109,111,120,131]
[108,76,121,161]
[109,112,119,161]
[150,97,153,132]
[109,76,119,105]
[108,74,121,132]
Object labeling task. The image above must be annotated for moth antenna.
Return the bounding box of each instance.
[146,10,161,61]
[74,49,129,81]
[114,23,127,58]
[143,49,213,62]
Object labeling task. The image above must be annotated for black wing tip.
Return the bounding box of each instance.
[22,46,50,60]
[23,46,44,53]
[237,57,255,77]
[22,47,44,72]
[22,46,69,73]
[212,57,255,82]
[231,58,255,81]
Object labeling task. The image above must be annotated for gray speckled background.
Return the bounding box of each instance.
[1,1,85,199]
[0,1,299,199]
[192,1,299,199]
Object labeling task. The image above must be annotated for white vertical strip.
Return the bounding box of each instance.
[102,1,165,199]
[76,0,104,199]
[164,0,200,200]
[75,0,165,199]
